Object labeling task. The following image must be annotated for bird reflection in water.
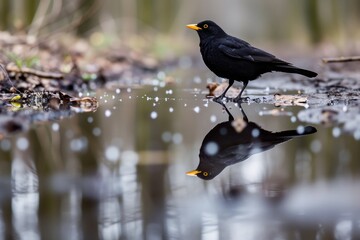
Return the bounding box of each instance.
[187,101,317,180]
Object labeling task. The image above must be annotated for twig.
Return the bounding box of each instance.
[0,64,21,93]
[6,65,63,79]
[322,56,360,63]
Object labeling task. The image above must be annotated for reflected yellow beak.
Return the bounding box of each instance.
[187,24,202,31]
[186,170,202,176]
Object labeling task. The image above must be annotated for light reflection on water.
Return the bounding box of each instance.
[12,157,39,240]
[0,78,359,239]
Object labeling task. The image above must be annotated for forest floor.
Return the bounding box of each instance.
[0,31,359,138]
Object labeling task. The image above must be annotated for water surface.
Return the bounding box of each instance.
[0,70,359,240]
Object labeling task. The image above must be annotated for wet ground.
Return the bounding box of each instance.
[0,63,360,239]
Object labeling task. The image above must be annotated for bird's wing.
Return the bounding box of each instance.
[219,38,290,65]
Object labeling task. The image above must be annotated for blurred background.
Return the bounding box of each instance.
[1,0,360,56]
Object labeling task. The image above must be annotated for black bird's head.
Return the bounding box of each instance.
[186,161,226,180]
[187,20,227,40]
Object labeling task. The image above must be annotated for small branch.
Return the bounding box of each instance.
[6,65,63,79]
[322,56,360,63]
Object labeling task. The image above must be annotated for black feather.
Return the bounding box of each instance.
[188,20,318,101]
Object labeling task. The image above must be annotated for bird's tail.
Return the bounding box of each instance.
[273,126,317,139]
[274,65,317,78]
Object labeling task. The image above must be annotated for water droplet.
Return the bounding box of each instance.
[0,139,11,151]
[116,88,121,94]
[354,130,360,140]
[93,127,101,136]
[87,117,94,123]
[157,71,165,79]
[291,116,297,123]
[296,125,305,134]
[335,220,352,240]
[16,137,29,151]
[105,110,112,117]
[127,88,131,93]
[78,92,83,97]
[169,107,174,113]
[172,133,183,144]
[332,127,341,138]
[70,138,88,152]
[154,97,159,102]
[193,106,200,113]
[105,146,120,162]
[220,128,228,135]
[251,129,260,138]
[52,123,60,132]
[162,132,172,142]
[210,115,217,123]
[150,111,158,119]
[204,142,219,156]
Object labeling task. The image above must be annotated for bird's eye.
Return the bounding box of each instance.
[203,24,208,29]
[203,172,209,176]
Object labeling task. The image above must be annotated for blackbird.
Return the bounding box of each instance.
[186,102,317,180]
[187,20,317,101]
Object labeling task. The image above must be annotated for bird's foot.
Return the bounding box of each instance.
[212,95,229,103]
[232,96,250,103]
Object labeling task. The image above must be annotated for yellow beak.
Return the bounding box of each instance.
[187,24,202,31]
[186,170,202,176]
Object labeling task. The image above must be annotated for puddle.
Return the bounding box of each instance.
[0,69,359,239]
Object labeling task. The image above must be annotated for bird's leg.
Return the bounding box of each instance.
[233,80,249,102]
[215,100,234,121]
[228,111,235,121]
[237,103,249,123]
[213,79,234,101]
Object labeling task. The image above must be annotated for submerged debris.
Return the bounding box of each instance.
[274,93,308,107]
[8,91,98,112]
[0,91,98,138]
[298,103,360,137]
[322,56,360,63]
